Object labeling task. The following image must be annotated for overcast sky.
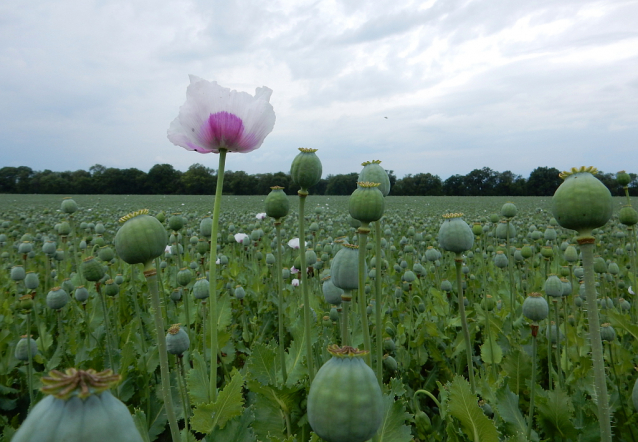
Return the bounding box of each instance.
[1,0,637,181]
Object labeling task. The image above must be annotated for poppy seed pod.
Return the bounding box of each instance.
[193,277,210,299]
[290,148,322,192]
[265,186,290,219]
[500,202,517,218]
[349,182,384,226]
[168,214,185,231]
[331,244,363,291]
[114,210,167,267]
[166,324,190,355]
[46,287,70,310]
[15,335,38,361]
[82,256,106,282]
[24,271,39,290]
[60,197,79,214]
[11,368,143,442]
[619,205,638,226]
[522,292,549,322]
[617,170,631,187]
[358,160,391,197]
[552,166,612,237]
[75,286,89,303]
[438,213,474,254]
[322,276,344,305]
[199,217,212,238]
[11,265,26,281]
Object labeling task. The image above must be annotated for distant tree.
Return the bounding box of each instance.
[394,173,442,195]
[147,164,183,194]
[325,173,358,195]
[182,163,215,194]
[443,174,466,196]
[494,170,526,196]
[526,167,562,196]
[464,167,498,196]
[225,170,258,195]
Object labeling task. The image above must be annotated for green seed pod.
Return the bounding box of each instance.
[543,226,557,241]
[564,245,579,263]
[540,246,554,258]
[495,221,516,240]
[546,322,564,344]
[114,210,167,266]
[18,241,33,254]
[600,323,616,342]
[438,213,474,254]
[472,223,483,236]
[501,202,517,218]
[383,337,396,353]
[11,265,26,281]
[593,256,607,274]
[42,240,57,256]
[440,279,453,292]
[383,354,398,371]
[193,277,210,299]
[322,276,344,305]
[104,279,119,297]
[265,186,290,219]
[170,288,183,302]
[168,213,185,231]
[11,368,143,442]
[415,410,432,437]
[331,244,363,291]
[57,221,71,236]
[75,286,89,303]
[307,346,383,442]
[617,170,631,187]
[551,166,613,237]
[358,160,390,197]
[493,251,508,269]
[199,217,212,238]
[290,148,322,192]
[234,285,246,299]
[402,270,416,283]
[46,287,69,310]
[619,205,638,226]
[15,335,38,361]
[81,256,105,282]
[522,292,549,322]
[166,324,190,355]
[24,271,39,290]
[521,245,533,259]
[544,274,563,297]
[60,197,79,214]
[349,182,385,226]
[98,246,115,263]
[177,268,192,287]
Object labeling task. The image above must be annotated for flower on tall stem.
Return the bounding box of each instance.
[167,75,275,404]
[168,75,275,153]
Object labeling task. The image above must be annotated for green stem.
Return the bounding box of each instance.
[26,312,34,408]
[455,255,475,393]
[97,284,114,372]
[527,328,538,441]
[144,263,180,442]
[374,221,383,386]
[341,294,351,346]
[298,191,314,382]
[275,222,288,384]
[175,356,190,438]
[553,300,564,388]
[358,227,372,367]
[208,148,227,402]
[413,389,442,411]
[580,238,612,442]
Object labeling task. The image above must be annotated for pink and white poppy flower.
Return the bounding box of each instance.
[234,233,250,244]
[291,279,300,287]
[167,75,276,154]
[256,212,267,220]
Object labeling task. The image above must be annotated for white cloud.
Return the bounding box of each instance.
[0,0,636,180]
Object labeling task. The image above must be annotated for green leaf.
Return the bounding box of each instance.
[535,386,578,440]
[447,375,499,442]
[191,368,245,434]
[217,293,232,331]
[133,409,152,442]
[247,379,301,440]
[36,331,53,352]
[119,341,136,378]
[146,345,159,374]
[377,393,412,442]
[495,384,532,440]
[480,338,503,364]
[246,342,278,386]
[284,337,306,387]
[208,406,256,442]
[45,343,64,371]
[187,351,210,406]
[502,348,531,396]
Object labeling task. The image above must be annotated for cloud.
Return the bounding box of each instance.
[0,0,636,181]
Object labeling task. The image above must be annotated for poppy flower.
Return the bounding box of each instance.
[168,75,275,154]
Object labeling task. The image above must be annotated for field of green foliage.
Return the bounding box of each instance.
[1,191,637,442]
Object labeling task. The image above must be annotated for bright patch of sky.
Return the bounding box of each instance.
[1,0,636,180]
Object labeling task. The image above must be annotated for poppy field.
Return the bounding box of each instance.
[1,177,637,442]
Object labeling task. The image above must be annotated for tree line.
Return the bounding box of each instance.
[0,164,635,197]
